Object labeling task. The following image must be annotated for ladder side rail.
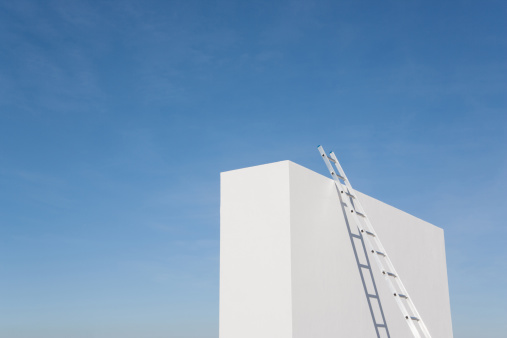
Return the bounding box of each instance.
[329,152,431,337]
[340,183,430,337]
[335,180,422,338]
[344,187,423,337]
[329,152,408,276]
[329,152,384,238]
[327,150,431,338]
[319,147,422,337]
[329,152,420,296]
[320,149,391,276]
[321,148,398,279]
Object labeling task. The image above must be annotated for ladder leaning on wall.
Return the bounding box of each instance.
[318,145,431,338]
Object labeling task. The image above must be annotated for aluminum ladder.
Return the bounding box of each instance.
[318,145,432,338]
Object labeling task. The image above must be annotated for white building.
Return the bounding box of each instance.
[220,160,453,338]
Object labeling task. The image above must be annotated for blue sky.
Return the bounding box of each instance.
[0,0,505,337]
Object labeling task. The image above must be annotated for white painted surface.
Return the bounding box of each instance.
[219,162,293,338]
[220,161,453,338]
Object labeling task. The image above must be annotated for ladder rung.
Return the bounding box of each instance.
[360,229,377,238]
[345,192,356,199]
[319,145,429,336]
[331,171,346,180]
[365,230,375,237]
[383,271,397,278]
[355,211,366,217]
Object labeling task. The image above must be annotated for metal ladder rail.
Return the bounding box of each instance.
[333,166,391,336]
[317,146,431,338]
[328,151,432,338]
[318,147,421,337]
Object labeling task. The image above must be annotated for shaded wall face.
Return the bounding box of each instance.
[220,161,453,338]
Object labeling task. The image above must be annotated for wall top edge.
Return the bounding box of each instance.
[220,160,443,232]
[220,160,292,175]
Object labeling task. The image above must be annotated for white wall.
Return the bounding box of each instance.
[219,162,293,338]
[220,161,453,338]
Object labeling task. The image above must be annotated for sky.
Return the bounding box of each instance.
[0,0,505,337]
